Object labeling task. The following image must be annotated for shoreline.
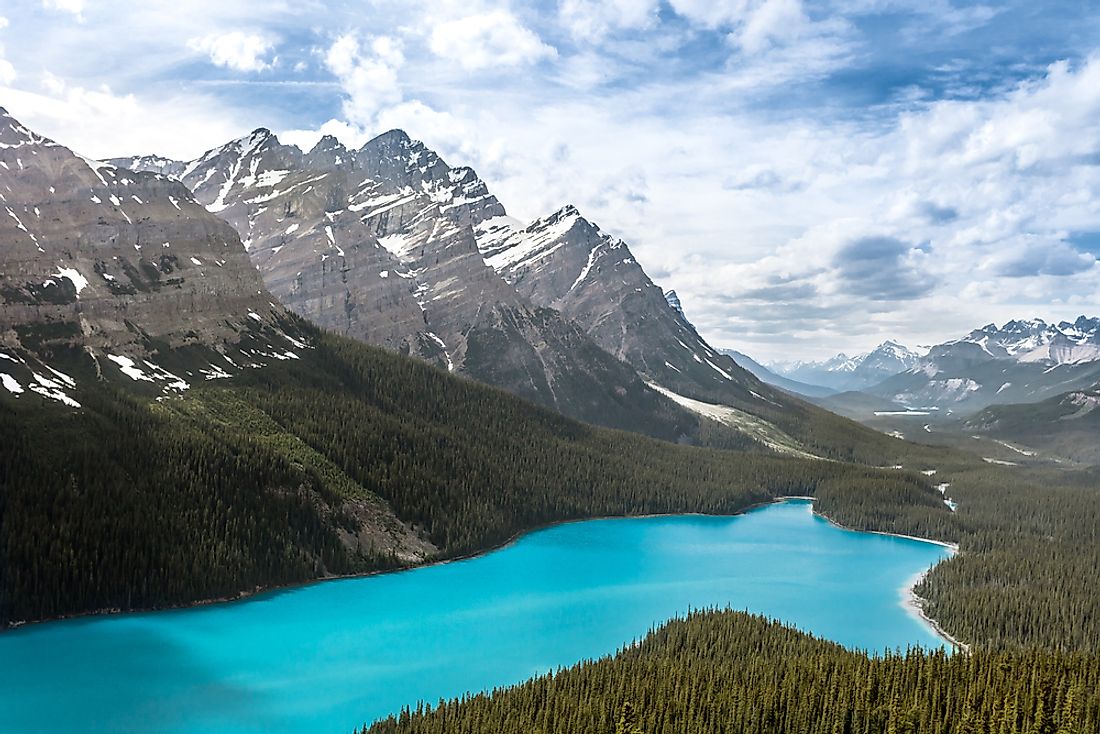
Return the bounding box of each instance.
[809,507,963,650]
[900,567,970,652]
[4,495,964,651]
[4,494,792,632]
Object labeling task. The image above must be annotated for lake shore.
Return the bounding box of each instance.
[900,567,970,652]
[809,506,962,650]
[4,494,963,653]
[4,493,788,632]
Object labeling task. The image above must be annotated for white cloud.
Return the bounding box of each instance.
[667,0,752,28]
[41,0,84,19]
[188,31,277,73]
[0,16,9,30]
[558,0,659,41]
[735,0,811,53]
[324,33,405,127]
[429,11,557,71]
[1,73,248,160]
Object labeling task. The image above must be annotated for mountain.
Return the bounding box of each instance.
[771,341,922,392]
[474,204,915,461]
[7,110,923,626]
[964,381,1100,464]
[478,205,775,405]
[866,318,1100,413]
[0,107,306,404]
[113,130,696,441]
[117,129,932,462]
[719,349,836,398]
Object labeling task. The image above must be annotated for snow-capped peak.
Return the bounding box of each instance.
[956,316,1100,364]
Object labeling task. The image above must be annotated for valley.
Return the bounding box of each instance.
[1,85,1098,734]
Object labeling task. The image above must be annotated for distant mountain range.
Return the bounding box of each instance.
[867,318,1100,413]
[768,342,923,393]
[720,350,837,398]
[732,318,1100,416]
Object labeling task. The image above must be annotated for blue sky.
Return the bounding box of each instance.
[2,0,1099,360]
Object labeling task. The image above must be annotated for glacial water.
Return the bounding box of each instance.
[0,499,952,734]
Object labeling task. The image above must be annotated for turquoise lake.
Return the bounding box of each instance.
[0,499,952,734]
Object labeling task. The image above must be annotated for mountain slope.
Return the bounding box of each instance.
[964,382,1100,464]
[117,131,696,441]
[720,349,836,398]
[476,205,911,461]
[0,107,311,402]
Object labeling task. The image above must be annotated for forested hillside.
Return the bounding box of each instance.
[366,610,1100,734]
[0,326,940,626]
[817,460,1100,652]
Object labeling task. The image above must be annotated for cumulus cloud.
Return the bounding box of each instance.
[558,0,658,41]
[2,72,248,160]
[989,238,1097,278]
[831,236,934,300]
[188,31,277,73]
[324,33,405,127]
[429,11,557,71]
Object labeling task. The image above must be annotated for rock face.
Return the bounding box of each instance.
[120,129,693,438]
[477,205,781,412]
[866,318,1100,412]
[0,108,304,406]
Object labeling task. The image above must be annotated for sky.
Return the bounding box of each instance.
[1,1,1099,361]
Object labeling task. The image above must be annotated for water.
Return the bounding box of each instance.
[0,500,951,734]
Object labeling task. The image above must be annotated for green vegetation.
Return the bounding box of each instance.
[365,610,1100,734]
[0,330,940,626]
[2,325,1098,662]
[817,455,1100,652]
[965,385,1100,465]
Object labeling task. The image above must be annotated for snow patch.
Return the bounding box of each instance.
[54,267,89,295]
[1,373,24,394]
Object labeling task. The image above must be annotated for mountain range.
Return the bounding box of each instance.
[735,318,1100,419]
[867,318,1100,413]
[0,109,934,626]
[111,127,902,461]
[767,341,923,393]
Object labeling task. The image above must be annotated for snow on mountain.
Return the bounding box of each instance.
[772,341,921,392]
[0,108,307,406]
[949,317,1100,365]
[117,128,695,439]
[866,317,1100,413]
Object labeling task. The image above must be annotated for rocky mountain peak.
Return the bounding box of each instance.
[0,111,302,408]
